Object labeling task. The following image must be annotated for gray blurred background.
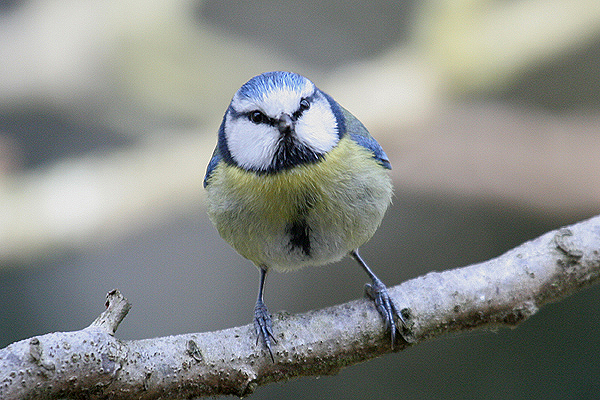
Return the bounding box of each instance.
[1,0,600,399]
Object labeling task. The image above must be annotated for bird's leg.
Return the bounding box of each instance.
[254,266,276,361]
[351,249,405,348]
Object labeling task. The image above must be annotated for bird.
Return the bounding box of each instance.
[203,71,404,360]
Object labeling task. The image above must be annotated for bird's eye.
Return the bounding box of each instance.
[249,111,266,124]
[299,99,310,111]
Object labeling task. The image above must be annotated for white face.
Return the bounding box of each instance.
[223,75,340,171]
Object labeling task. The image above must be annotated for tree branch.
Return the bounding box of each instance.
[2,215,600,399]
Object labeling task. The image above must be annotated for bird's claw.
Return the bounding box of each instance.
[254,299,276,361]
[365,278,405,348]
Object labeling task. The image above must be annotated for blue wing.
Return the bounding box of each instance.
[204,112,232,188]
[203,146,222,188]
[341,107,391,170]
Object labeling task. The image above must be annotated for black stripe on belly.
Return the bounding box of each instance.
[288,219,311,256]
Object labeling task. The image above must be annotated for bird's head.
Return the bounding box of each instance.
[219,71,344,173]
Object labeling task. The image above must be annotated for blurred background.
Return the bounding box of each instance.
[1,0,600,398]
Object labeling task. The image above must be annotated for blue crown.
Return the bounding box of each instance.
[237,71,308,100]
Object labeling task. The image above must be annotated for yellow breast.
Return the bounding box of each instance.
[205,137,392,270]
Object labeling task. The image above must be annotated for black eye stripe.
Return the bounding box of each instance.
[293,98,311,120]
[247,111,278,126]
[230,92,318,124]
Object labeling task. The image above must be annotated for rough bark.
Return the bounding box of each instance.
[1,215,599,399]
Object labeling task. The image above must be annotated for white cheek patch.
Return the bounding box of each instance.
[225,114,279,171]
[294,98,339,153]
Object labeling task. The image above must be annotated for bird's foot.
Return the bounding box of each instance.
[365,277,406,348]
[254,299,276,361]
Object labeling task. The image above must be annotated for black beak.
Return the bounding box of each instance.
[277,114,294,135]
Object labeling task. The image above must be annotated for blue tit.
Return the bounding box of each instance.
[204,71,404,359]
